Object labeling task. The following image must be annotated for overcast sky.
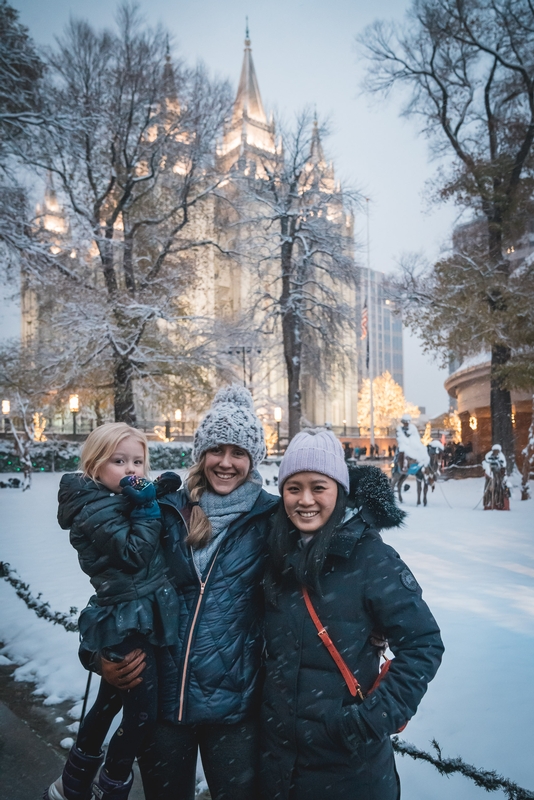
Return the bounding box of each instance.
[3,0,458,415]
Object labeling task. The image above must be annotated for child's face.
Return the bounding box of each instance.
[96,436,146,493]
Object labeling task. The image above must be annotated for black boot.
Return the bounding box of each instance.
[44,745,104,800]
[91,769,133,799]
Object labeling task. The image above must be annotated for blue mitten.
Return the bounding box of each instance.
[119,476,160,519]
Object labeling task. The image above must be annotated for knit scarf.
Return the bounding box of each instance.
[190,470,263,576]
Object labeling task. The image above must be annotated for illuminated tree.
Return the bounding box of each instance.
[443,410,462,444]
[357,371,419,432]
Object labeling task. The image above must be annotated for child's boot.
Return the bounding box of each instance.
[44,745,104,800]
[91,769,134,799]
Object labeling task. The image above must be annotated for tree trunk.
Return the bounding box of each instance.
[9,420,32,491]
[113,358,137,425]
[490,345,515,473]
[280,227,301,441]
[487,215,515,473]
[282,309,302,442]
[521,394,534,500]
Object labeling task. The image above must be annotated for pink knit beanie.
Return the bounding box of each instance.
[278,429,350,493]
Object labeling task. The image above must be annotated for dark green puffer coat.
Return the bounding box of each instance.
[58,473,170,605]
[260,466,444,800]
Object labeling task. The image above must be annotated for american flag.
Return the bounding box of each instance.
[361,300,368,340]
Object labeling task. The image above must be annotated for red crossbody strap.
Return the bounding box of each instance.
[301,586,363,699]
[301,587,407,732]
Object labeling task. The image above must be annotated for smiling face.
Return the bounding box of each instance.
[95,436,146,493]
[204,444,251,495]
[282,471,339,534]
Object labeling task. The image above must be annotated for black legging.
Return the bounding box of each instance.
[76,634,158,783]
[138,719,260,800]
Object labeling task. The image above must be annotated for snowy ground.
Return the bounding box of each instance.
[0,469,533,799]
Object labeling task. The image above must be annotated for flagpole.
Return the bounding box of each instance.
[366,199,375,451]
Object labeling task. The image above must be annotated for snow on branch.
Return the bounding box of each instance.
[392,737,534,799]
[0,561,79,633]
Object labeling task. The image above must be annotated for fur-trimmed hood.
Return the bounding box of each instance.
[347,464,406,529]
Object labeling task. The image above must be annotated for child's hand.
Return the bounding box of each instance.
[154,471,182,498]
[119,476,157,506]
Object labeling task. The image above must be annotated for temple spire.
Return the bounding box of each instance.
[232,27,267,124]
[162,39,178,107]
[310,115,325,164]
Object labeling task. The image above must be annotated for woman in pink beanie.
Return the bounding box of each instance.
[260,429,444,800]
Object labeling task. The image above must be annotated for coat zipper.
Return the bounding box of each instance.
[177,546,221,722]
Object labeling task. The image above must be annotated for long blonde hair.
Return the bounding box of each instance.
[81,423,150,481]
[186,455,212,549]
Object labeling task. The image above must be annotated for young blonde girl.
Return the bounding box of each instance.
[45,423,180,800]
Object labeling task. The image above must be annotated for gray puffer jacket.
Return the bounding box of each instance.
[58,472,170,605]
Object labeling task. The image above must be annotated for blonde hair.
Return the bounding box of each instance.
[81,423,150,481]
[186,456,212,549]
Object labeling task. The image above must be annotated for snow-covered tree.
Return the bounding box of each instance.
[0,1,50,272]
[234,112,358,439]
[0,342,67,489]
[0,0,43,151]
[12,5,232,424]
[359,0,534,469]
[358,371,419,432]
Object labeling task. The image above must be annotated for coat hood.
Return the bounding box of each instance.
[347,464,406,529]
[57,472,126,529]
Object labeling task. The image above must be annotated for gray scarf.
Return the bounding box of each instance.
[190,470,263,576]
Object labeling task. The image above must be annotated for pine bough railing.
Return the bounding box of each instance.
[1,561,533,799]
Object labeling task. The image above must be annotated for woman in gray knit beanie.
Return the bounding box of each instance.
[132,385,279,800]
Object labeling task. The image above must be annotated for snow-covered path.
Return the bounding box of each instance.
[0,472,533,798]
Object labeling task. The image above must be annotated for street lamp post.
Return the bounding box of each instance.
[175,408,184,437]
[343,419,347,437]
[69,394,79,436]
[274,407,282,455]
[2,400,10,433]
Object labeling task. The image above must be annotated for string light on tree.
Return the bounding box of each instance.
[358,371,419,433]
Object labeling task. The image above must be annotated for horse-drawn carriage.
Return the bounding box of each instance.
[390,441,442,506]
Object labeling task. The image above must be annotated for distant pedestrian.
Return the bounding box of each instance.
[45,423,181,800]
[482,444,510,510]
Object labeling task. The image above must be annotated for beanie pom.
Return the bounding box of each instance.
[213,384,254,410]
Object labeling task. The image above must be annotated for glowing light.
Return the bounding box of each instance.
[174,409,182,422]
[274,407,282,422]
[2,400,10,415]
[50,245,61,255]
[469,415,477,431]
[69,394,79,413]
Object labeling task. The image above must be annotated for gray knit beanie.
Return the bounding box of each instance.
[278,428,349,493]
[192,385,266,468]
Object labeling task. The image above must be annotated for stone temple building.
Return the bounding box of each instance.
[22,34,391,438]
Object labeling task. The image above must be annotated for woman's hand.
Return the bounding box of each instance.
[101,648,146,690]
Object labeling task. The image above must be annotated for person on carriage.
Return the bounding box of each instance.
[395,415,429,474]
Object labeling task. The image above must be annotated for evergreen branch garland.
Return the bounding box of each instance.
[1,559,533,799]
[392,737,534,799]
[0,561,79,633]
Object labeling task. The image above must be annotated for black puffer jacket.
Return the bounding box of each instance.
[59,473,170,605]
[260,466,444,800]
[158,486,279,725]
